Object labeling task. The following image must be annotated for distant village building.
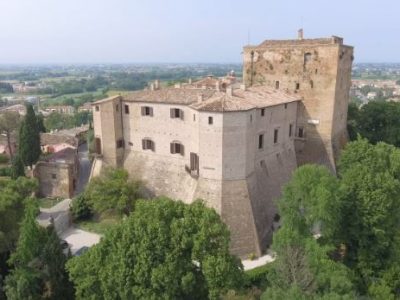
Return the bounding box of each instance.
[367,92,377,99]
[91,33,353,257]
[45,105,75,115]
[0,104,27,116]
[77,102,92,112]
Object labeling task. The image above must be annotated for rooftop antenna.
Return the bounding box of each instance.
[247,29,251,46]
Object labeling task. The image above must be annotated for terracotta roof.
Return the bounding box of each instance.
[123,88,216,105]
[40,133,78,147]
[44,147,77,164]
[190,86,301,112]
[91,95,121,105]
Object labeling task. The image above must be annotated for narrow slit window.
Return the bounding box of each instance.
[275,81,280,89]
[289,124,293,137]
[258,134,264,149]
[124,104,130,114]
[261,108,265,116]
[274,129,279,144]
[208,116,213,125]
[298,127,304,138]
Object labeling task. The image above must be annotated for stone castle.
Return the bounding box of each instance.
[91,32,353,257]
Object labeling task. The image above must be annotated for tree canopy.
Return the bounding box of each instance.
[0,111,20,158]
[5,205,73,299]
[67,198,243,300]
[262,139,400,299]
[347,101,400,147]
[18,104,41,168]
[84,167,141,215]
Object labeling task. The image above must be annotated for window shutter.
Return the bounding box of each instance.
[170,108,174,118]
[190,152,195,170]
[141,107,145,116]
[180,110,184,120]
[142,139,146,150]
[180,144,184,156]
[170,143,175,154]
[150,107,153,116]
[150,141,155,151]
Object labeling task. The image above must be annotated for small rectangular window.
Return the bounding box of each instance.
[258,134,264,149]
[284,103,288,109]
[116,139,124,148]
[116,104,119,112]
[142,139,154,151]
[275,81,280,89]
[95,106,99,111]
[274,129,279,144]
[289,124,293,137]
[208,116,213,125]
[124,104,130,114]
[298,127,304,138]
[141,106,153,116]
[296,83,300,90]
[261,108,265,116]
[52,174,57,179]
[190,152,199,172]
[193,114,196,121]
[170,142,184,155]
[170,108,183,120]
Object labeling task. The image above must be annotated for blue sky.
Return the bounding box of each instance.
[0,0,398,64]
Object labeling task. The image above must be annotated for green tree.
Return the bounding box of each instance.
[5,205,73,299]
[338,139,400,292]
[0,177,37,254]
[261,165,355,299]
[85,168,141,215]
[36,113,46,133]
[70,194,92,221]
[0,111,20,159]
[348,101,400,146]
[10,154,25,179]
[18,104,41,168]
[67,198,243,300]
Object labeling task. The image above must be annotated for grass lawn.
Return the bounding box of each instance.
[38,197,65,209]
[76,211,122,235]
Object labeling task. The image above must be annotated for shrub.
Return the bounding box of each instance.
[70,194,92,221]
[0,154,9,164]
[244,263,273,290]
[0,167,12,177]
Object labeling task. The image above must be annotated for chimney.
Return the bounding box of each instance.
[197,94,204,102]
[188,78,192,84]
[298,28,304,40]
[216,81,221,92]
[154,80,160,90]
[240,84,246,91]
[226,86,233,96]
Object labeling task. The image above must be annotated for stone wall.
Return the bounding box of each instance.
[35,162,74,199]
[243,37,353,172]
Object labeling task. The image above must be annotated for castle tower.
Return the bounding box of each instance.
[243,34,354,171]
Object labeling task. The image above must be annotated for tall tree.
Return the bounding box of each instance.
[338,139,400,293]
[262,165,354,299]
[5,205,73,299]
[67,198,243,300]
[18,104,41,168]
[0,111,20,159]
[11,154,25,179]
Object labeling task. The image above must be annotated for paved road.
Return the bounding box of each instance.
[75,142,92,196]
